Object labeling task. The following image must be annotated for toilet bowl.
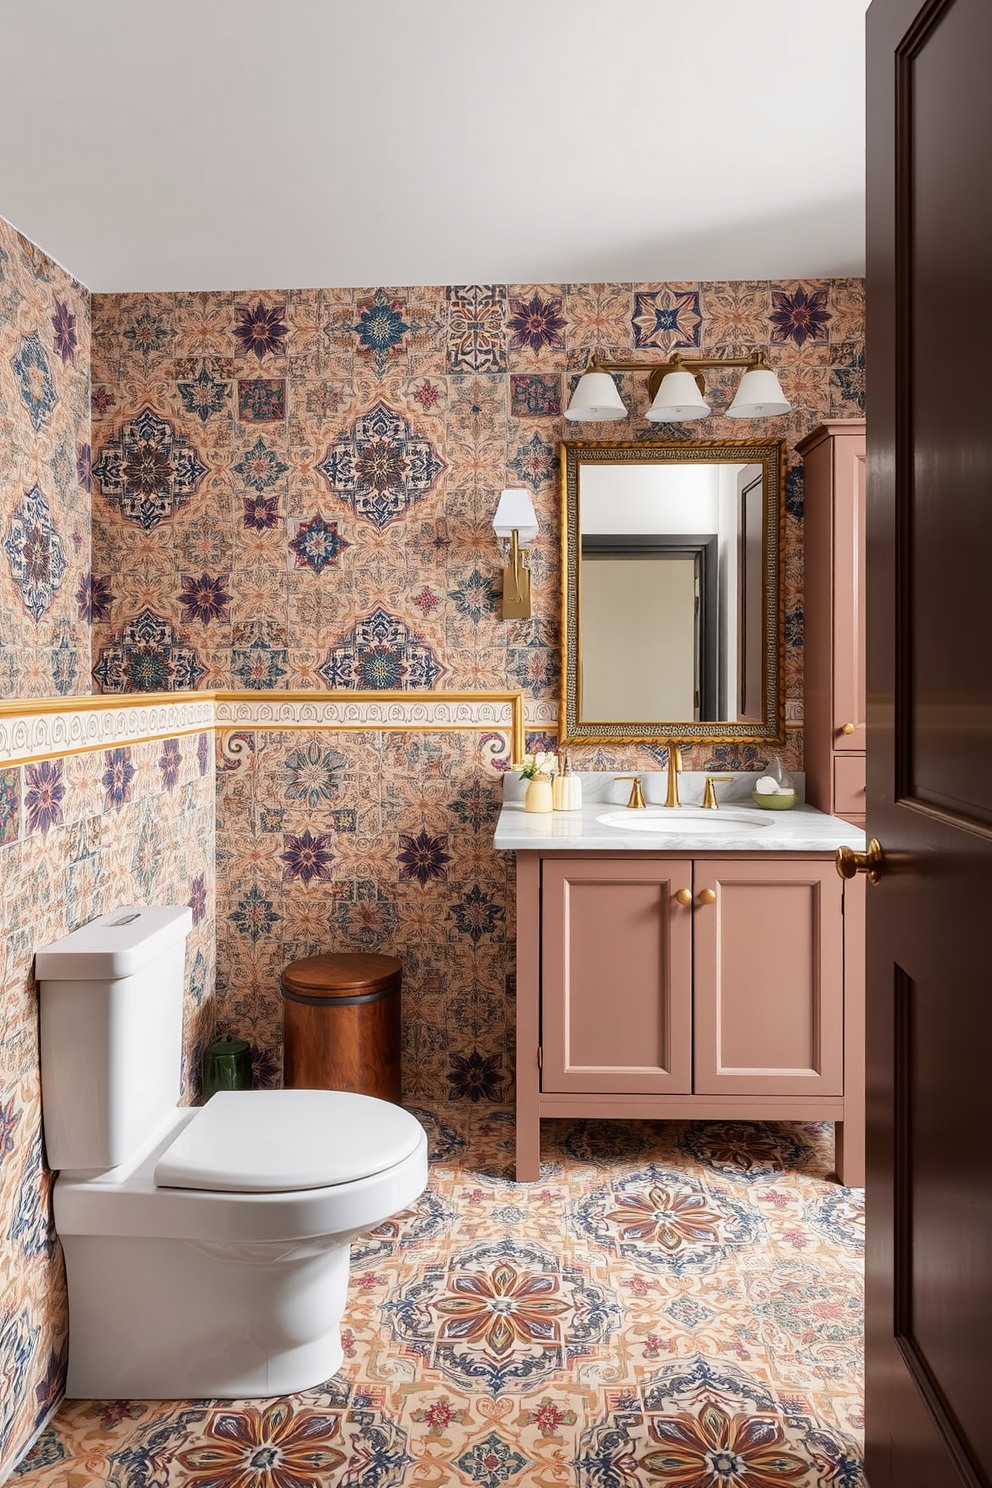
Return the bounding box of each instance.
[36,907,427,1399]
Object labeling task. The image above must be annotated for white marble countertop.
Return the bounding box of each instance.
[493,772,866,854]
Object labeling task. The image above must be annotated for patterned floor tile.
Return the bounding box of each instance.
[11,1111,864,1486]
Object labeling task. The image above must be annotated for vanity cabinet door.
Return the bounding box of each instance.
[692,858,844,1095]
[541,858,692,1093]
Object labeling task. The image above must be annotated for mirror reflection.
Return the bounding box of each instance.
[561,442,785,746]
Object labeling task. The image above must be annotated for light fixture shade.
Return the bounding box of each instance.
[726,366,791,418]
[563,370,627,422]
[646,370,711,422]
[493,488,539,543]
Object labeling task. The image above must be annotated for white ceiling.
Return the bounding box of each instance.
[0,0,869,293]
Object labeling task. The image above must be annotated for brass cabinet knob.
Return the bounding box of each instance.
[835,839,884,885]
[841,722,856,735]
[698,888,717,905]
[674,888,692,906]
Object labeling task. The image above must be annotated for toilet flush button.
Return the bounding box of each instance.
[108,913,141,926]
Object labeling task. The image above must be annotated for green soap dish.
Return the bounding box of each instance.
[751,791,797,811]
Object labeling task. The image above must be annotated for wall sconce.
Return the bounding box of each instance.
[493,488,539,620]
[564,349,791,423]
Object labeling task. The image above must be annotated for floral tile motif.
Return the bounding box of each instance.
[568,1166,763,1274]
[179,573,231,625]
[318,608,444,689]
[102,747,136,811]
[121,309,171,360]
[3,487,67,623]
[456,1431,530,1487]
[397,828,451,886]
[677,1123,816,1183]
[49,627,79,696]
[75,571,113,624]
[288,513,350,573]
[232,435,289,492]
[0,768,20,846]
[770,286,831,347]
[506,431,558,491]
[50,300,77,366]
[576,1355,864,1487]
[176,363,231,423]
[803,1186,865,1255]
[229,883,282,942]
[446,1050,504,1102]
[509,374,561,418]
[317,401,445,530]
[234,299,288,360]
[631,288,701,350]
[447,285,507,373]
[448,569,498,624]
[507,293,566,358]
[22,760,64,836]
[384,1236,620,1394]
[353,288,410,375]
[92,407,208,530]
[237,377,286,422]
[10,333,58,432]
[231,618,289,689]
[92,608,206,692]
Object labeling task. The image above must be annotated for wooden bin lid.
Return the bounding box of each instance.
[281,952,402,1000]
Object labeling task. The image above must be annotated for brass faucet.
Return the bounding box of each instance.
[613,775,645,809]
[664,742,683,808]
[702,774,733,809]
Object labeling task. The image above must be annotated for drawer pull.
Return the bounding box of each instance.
[674,888,692,906]
[698,888,717,905]
[841,722,856,735]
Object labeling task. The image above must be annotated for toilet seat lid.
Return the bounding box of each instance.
[154,1090,424,1192]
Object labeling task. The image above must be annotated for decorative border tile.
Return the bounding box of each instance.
[0,690,525,768]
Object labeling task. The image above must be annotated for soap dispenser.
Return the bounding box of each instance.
[553,753,582,812]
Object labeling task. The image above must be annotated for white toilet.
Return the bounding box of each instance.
[36,905,427,1400]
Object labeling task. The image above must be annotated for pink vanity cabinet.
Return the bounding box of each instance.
[514,850,865,1186]
[799,420,867,826]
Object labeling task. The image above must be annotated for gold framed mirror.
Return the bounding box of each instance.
[560,440,786,746]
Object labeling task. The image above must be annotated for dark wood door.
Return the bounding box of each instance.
[867,0,992,1482]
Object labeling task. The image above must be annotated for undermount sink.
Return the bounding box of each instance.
[595,807,773,834]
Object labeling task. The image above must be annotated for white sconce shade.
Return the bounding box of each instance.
[563,370,628,422]
[726,366,791,419]
[646,370,711,423]
[493,488,539,543]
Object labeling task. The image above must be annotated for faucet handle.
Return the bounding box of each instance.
[613,774,645,809]
[702,774,733,809]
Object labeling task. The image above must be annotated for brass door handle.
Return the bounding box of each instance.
[841,722,856,735]
[835,839,884,885]
[698,888,717,905]
[674,888,692,906]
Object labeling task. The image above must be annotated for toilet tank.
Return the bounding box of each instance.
[36,906,193,1172]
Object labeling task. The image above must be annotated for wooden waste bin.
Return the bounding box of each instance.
[281,952,402,1103]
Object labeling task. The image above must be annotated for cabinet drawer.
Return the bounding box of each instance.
[833,752,866,818]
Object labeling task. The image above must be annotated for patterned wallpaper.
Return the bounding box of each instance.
[90,277,865,1107]
[0,725,216,1473]
[0,216,91,699]
[0,262,863,1473]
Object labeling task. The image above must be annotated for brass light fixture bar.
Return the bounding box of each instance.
[586,349,776,401]
[564,349,791,423]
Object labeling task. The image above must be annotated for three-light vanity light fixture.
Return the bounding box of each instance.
[492,348,790,620]
[564,349,791,423]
